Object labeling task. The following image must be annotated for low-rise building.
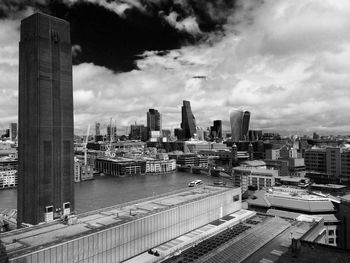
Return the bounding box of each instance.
[176,154,208,168]
[95,157,147,176]
[146,159,176,173]
[0,159,17,189]
[305,146,350,184]
[233,166,278,192]
[247,187,339,247]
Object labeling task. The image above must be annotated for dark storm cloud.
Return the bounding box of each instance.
[0,0,237,72]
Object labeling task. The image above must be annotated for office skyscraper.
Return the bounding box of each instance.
[181,100,196,139]
[147,109,161,133]
[213,120,222,139]
[18,13,74,226]
[229,109,250,142]
[242,111,250,140]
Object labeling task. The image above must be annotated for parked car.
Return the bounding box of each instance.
[188,180,203,187]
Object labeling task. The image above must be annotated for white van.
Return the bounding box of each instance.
[188,180,203,187]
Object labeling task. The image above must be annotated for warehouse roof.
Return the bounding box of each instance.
[0,185,235,259]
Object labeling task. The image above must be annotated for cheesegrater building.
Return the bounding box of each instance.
[17,13,74,226]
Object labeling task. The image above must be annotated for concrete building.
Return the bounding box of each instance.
[74,157,94,182]
[0,159,17,189]
[95,157,146,176]
[147,109,161,139]
[305,147,350,184]
[176,154,208,168]
[181,100,196,140]
[0,186,242,263]
[233,167,278,192]
[145,159,176,173]
[280,145,298,159]
[264,159,289,177]
[18,13,74,226]
[248,187,339,247]
[265,149,280,160]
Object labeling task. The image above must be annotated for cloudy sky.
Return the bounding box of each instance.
[1,0,350,135]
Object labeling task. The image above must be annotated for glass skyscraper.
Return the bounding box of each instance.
[181,100,196,139]
[229,109,250,142]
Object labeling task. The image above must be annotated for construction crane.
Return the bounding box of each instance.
[84,124,90,166]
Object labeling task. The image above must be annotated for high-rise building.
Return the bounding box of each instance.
[212,120,222,139]
[229,109,250,142]
[181,100,196,139]
[242,112,250,140]
[17,13,74,226]
[95,122,100,136]
[130,124,148,141]
[248,130,262,141]
[174,128,184,140]
[147,109,161,134]
[9,123,17,142]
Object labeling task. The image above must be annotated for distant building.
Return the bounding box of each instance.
[242,111,250,140]
[0,159,17,189]
[174,128,184,140]
[233,165,278,192]
[130,124,148,141]
[74,157,94,182]
[176,154,208,168]
[181,100,196,139]
[18,13,74,226]
[211,120,222,139]
[147,109,161,135]
[280,145,298,159]
[196,127,205,141]
[146,159,176,173]
[107,124,117,142]
[264,159,289,177]
[9,123,17,142]
[229,109,250,141]
[305,147,350,184]
[74,157,81,183]
[95,158,146,176]
[95,122,100,136]
[162,129,171,138]
[248,130,262,141]
[265,149,281,160]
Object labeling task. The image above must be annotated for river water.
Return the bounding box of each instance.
[0,172,232,214]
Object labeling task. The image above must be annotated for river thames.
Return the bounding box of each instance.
[0,172,232,214]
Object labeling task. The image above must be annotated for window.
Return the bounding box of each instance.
[329,238,334,244]
[328,229,334,236]
[233,195,240,202]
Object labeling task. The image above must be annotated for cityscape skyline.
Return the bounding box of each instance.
[1,1,350,135]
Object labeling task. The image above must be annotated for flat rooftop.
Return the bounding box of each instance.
[0,185,233,259]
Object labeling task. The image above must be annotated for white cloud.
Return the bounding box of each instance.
[1,0,350,135]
